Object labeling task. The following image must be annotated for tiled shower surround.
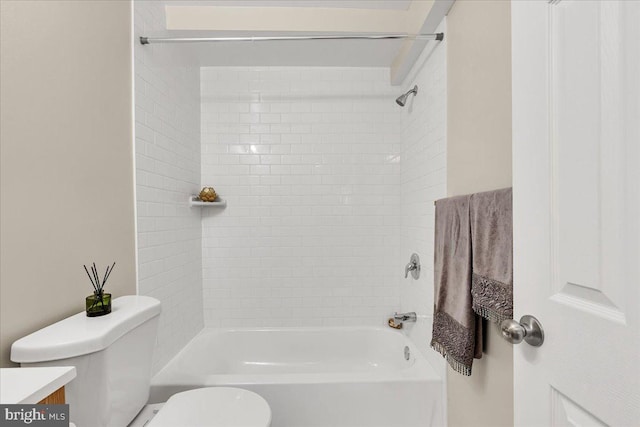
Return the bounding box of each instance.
[200,55,447,333]
[134,14,446,371]
[399,22,448,372]
[200,68,403,327]
[134,1,203,374]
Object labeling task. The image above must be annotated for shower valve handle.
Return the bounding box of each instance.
[404,263,416,278]
[404,253,421,279]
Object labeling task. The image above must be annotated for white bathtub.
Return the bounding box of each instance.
[150,327,444,427]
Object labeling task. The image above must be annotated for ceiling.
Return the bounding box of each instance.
[164,1,413,10]
[141,0,454,84]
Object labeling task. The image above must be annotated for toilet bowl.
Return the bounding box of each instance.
[11,296,271,427]
[142,388,271,427]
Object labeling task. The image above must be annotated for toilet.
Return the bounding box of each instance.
[10,296,271,427]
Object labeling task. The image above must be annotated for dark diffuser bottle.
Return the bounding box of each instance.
[86,291,112,317]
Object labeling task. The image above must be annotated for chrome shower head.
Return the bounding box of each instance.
[395,85,419,107]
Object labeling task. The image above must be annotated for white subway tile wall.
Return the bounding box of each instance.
[399,21,448,373]
[134,1,203,374]
[133,5,446,378]
[201,67,402,327]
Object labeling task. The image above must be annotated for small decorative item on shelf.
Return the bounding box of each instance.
[388,317,403,330]
[83,262,115,317]
[198,187,217,202]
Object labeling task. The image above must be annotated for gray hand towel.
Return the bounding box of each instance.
[431,195,483,376]
[470,188,513,323]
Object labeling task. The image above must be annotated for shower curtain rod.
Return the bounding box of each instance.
[139,33,444,45]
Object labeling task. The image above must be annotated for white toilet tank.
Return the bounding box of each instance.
[11,296,161,427]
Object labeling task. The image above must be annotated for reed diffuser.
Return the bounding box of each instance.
[84,262,115,317]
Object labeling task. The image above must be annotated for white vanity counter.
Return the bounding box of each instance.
[0,366,76,404]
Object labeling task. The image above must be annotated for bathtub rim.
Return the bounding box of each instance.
[151,325,444,389]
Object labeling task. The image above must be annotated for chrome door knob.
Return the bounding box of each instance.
[500,315,544,347]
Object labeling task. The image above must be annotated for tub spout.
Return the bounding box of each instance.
[393,312,417,325]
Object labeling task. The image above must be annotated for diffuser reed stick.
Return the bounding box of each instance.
[83,265,99,294]
[103,262,116,287]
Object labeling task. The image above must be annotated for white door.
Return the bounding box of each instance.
[512,0,640,426]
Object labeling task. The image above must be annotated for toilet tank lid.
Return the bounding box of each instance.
[11,296,161,364]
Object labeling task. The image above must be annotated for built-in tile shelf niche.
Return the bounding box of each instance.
[188,196,227,208]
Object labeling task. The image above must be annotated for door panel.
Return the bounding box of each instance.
[512,0,639,425]
[552,0,628,316]
[551,388,607,427]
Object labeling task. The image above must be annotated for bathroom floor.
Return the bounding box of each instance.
[128,403,164,427]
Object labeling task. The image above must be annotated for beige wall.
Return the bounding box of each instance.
[446,1,513,426]
[0,1,136,367]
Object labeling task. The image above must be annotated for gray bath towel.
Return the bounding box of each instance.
[470,188,513,323]
[431,195,483,376]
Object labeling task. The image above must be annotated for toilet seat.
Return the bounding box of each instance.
[147,387,271,427]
